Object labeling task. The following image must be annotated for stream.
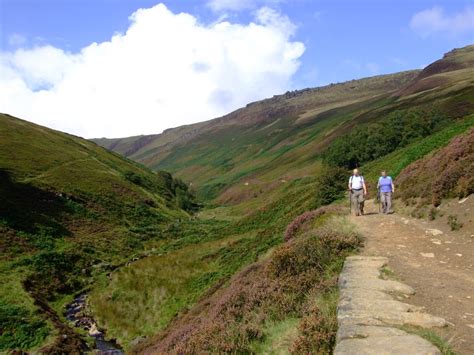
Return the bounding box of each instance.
[65,293,124,355]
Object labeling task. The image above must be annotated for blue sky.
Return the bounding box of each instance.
[0,0,473,137]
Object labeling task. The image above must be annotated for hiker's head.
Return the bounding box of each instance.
[381,170,387,177]
[353,169,359,176]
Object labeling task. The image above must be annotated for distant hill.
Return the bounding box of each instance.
[2,45,473,354]
[93,45,474,203]
[0,114,195,352]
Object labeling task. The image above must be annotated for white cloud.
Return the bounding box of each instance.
[0,3,304,138]
[410,6,474,37]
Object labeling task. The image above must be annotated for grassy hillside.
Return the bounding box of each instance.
[396,127,473,205]
[94,46,474,205]
[134,207,362,354]
[0,114,197,352]
[3,45,473,354]
[1,114,344,353]
[88,46,473,352]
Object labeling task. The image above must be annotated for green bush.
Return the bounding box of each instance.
[447,215,463,231]
[323,108,449,168]
[315,166,348,205]
[0,301,49,351]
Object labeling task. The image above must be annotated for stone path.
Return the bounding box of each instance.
[349,198,474,354]
[334,256,446,355]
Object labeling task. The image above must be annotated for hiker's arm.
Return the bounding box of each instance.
[363,181,367,195]
[392,182,395,193]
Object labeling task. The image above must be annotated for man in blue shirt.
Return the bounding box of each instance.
[377,170,395,214]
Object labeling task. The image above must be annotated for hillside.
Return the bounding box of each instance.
[89,46,473,353]
[93,45,474,205]
[2,45,473,354]
[396,127,473,206]
[0,114,196,352]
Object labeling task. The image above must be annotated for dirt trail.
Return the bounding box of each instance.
[350,199,474,354]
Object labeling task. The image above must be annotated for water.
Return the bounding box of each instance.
[65,293,124,355]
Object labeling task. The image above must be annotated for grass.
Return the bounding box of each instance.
[250,318,300,354]
[133,211,362,353]
[3,45,474,353]
[399,325,457,355]
[447,215,463,231]
[380,266,400,281]
[0,113,195,352]
[89,229,249,348]
[362,115,474,189]
[291,288,340,354]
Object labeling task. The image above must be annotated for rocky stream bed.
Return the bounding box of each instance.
[65,293,124,354]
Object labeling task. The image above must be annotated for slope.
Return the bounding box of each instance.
[94,46,474,206]
[0,113,195,352]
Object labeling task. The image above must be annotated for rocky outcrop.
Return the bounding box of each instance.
[334,256,446,355]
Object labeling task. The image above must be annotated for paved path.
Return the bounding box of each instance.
[338,198,474,354]
[352,198,474,354]
[334,256,445,355]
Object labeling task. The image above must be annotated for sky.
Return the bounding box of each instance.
[0,0,473,138]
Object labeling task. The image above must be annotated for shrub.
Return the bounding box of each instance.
[447,215,463,231]
[0,301,49,351]
[284,205,342,242]
[135,214,362,354]
[396,128,474,206]
[291,290,339,354]
[322,108,449,169]
[315,166,348,206]
[25,251,89,299]
[428,207,439,221]
[124,171,144,185]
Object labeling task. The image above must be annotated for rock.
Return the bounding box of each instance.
[130,336,146,347]
[425,229,443,236]
[458,197,468,204]
[337,325,407,341]
[89,323,102,337]
[335,334,441,354]
[335,256,446,354]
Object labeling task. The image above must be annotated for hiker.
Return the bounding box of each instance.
[348,169,367,216]
[377,170,395,214]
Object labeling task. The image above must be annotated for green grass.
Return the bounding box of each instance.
[399,325,457,355]
[0,113,196,352]
[250,318,300,354]
[362,115,474,186]
[3,45,474,353]
[90,240,222,347]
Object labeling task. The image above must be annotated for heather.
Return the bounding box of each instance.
[0,113,194,352]
[2,45,474,353]
[396,128,474,206]
[133,209,362,354]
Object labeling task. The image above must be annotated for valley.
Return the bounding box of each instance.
[1,45,473,353]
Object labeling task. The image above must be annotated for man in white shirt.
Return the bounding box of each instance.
[348,169,367,216]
